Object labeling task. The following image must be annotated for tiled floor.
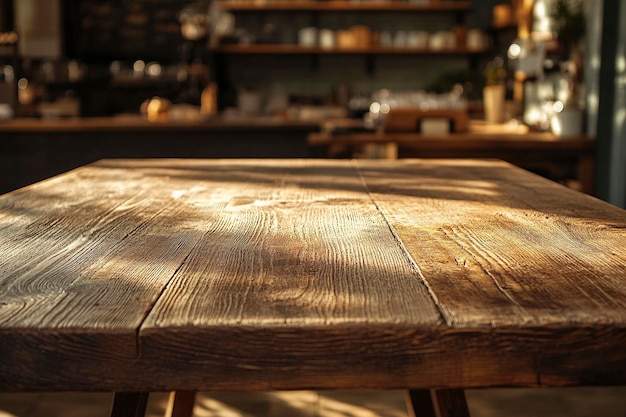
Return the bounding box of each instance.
[1,388,625,417]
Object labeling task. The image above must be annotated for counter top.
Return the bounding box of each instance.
[0,116,321,133]
[1,117,593,142]
[310,120,595,146]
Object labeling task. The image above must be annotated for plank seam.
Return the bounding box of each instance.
[353,161,451,326]
[134,248,195,356]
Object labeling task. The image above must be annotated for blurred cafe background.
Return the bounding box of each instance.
[0,0,624,208]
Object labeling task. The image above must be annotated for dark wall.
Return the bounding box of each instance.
[0,127,316,194]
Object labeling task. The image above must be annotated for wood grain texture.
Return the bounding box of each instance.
[141,159,440,328]
[1,158,625,392]
[0,160,237,389]
[136,159,444,389]
[0,163,212,329]
[356,159,626,327]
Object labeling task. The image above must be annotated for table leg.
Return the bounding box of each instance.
[110,392,149,417]
[406,389,470,417]
[166,391,197,417]
[578,153,595,195]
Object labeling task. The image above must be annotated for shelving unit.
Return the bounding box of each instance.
[216,1,473,12]
[0,31,18,55]
[213,0,479,53]
[211,0,488,111]
[215,45,487,54]
[0,31,19,116]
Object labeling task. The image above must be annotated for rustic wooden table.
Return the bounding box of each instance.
[1,159,624,417]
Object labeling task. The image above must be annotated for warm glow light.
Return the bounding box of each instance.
[380,103,391,114]
[369,102,381,114]
[535,1,547,17]
[526,107,543,124]
[508,42,522,59]
[588,92,599,110]
[2,66,13,81]
[146,62,162,77]
[553,101,564,113]
[17,78,28,89]
[147,99,161,116]
[133,60,146,73]
[532,0,552,34]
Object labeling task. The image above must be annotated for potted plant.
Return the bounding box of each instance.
[550,0,586,136]
[552,0,586,58]
[483,56,507,124]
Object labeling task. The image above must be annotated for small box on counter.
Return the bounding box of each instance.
[384,107,469,133]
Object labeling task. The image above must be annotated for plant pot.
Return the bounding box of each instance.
[483,84,505,124]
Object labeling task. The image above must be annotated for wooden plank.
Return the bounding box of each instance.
[0,159,232,389]
[357,159,626,327]
[141,159,440,326]
[0,161,208,328]
[347,159,626,388]
[135,325,625,391]
[138,159,443,389]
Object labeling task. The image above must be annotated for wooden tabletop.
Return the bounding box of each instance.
[0,159,625,394]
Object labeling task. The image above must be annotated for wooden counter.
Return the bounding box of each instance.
[309,121,596,194]
[0,116,320,194]
[0,116,319,133]
[1,117,596,196]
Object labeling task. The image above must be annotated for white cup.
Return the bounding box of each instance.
[299,27,317,47]
[319,29,335,49]
[429,31,448,50]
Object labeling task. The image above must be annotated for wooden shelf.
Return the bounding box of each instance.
[215,44,487,54]
[216,1,473,12]
[0,32,18,58]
